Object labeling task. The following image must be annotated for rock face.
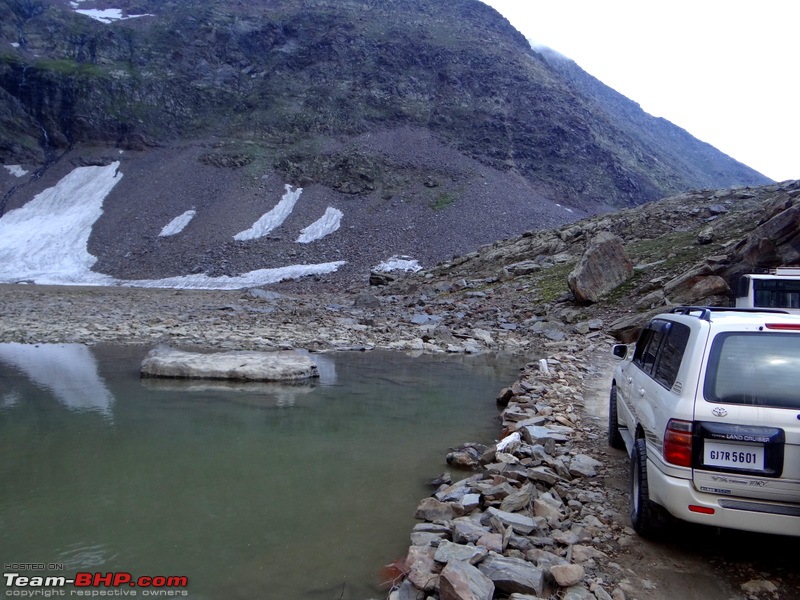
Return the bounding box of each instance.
[567,232,633,304]
[140,347,319,381]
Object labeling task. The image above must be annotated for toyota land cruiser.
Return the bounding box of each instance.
[609,306,800,536]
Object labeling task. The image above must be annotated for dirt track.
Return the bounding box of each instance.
[581,355,800,600]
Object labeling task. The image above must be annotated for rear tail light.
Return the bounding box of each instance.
[663,419,693,467]
[764,323,800,330]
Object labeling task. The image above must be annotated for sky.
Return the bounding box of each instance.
[481,0,799,182]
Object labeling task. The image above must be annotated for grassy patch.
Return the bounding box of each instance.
[430,190,458,210]
[531,261,577,304]
[32,59,108,78]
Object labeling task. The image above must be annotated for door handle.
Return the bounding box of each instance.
[638,388,646,396]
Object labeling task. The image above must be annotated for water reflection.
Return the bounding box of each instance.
[0,343,114,415]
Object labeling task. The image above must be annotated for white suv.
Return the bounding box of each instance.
[609,306,800,537]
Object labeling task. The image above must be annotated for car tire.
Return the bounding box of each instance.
[608,385,626,450]
[631,438,660,536]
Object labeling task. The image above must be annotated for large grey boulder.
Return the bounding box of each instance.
[567,232,633,304]
[439,560,495,600]
[477,552,545,596]
[140,347,319,381]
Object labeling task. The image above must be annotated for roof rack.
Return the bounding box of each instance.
[669,306,790,321]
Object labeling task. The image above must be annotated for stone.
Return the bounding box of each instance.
[415,497,456,522]
[533,498,561,521]
[482,507,543,535]
[439,560,494,600]
[568,454,603,478]
[476,532,503,553]
[567,232,633,305]
[140,347,318,381]
[477,552,545,596]
[434,541,489,565]
[405,545,439,592]
[353,293,381,308]
[504,260,543,277]
[741,579,778,594]
[390,578,425,600]
[526,466,562,486]
[411,531,448,546]
[562,585,595,600]
[452,517,491,544]
[369,271,395,286]
[520,425,570,445]
[500,483,535,513]
[550,564,586,587]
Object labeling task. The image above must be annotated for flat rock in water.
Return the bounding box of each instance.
[140,347,319,381]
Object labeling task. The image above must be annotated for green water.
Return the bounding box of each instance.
[0,344,519,599]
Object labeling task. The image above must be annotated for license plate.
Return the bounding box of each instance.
[704,441,765,471]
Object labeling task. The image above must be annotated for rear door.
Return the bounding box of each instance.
[693,328,800,505]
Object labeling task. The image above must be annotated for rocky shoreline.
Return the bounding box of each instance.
[388,340,635,600]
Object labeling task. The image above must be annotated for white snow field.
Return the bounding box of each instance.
[0,162,121,286]
[4,165,28,177]
[159,209,196,237]
[374,255,423,273]
[296,207,343,243]
[70,1,154,24]
[234,184,303,241]
[0,164,346,289]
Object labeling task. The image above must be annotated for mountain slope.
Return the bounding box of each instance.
[0,0,773,285]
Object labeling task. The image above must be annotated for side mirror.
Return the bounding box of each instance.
[612,344,629,360]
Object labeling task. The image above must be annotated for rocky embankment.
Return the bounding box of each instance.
[391,341,629,600]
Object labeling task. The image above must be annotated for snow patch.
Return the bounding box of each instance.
[4,165,28,177]
[74,7,154,23]
[0,164,346,289]
[296,207,343,244]
[123,262,347,290]
[374,255,423,273]
[159,209,196,237]
[10,42,19,49]
[234,185,302,241]
[0,162,121,286]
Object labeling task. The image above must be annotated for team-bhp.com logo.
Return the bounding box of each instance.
[3,572,189,597]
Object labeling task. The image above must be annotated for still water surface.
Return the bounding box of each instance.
[0,344,520,599]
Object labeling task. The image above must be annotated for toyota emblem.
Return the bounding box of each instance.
[712,407,728,418]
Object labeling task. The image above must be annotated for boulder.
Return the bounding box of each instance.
[550,564,586,587]
[439,560,495,600]
[567,232,633,304]
[477,552,545,596]
[415,497,457,522]
[405,545,439,592]
[434,541,489,565]
[140,347,318,381]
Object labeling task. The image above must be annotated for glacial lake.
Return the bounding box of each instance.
[0,343,521,599]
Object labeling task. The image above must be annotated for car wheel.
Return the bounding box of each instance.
[631,438,660,536]
[608,385,626,450]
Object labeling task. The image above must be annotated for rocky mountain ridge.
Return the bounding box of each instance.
[0,0,771,283]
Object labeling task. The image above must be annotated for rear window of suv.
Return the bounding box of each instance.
[704,332,800,409]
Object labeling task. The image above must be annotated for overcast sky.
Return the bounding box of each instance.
[481,0,799,182]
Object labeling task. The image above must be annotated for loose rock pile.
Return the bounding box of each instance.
[389,344,629,600]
